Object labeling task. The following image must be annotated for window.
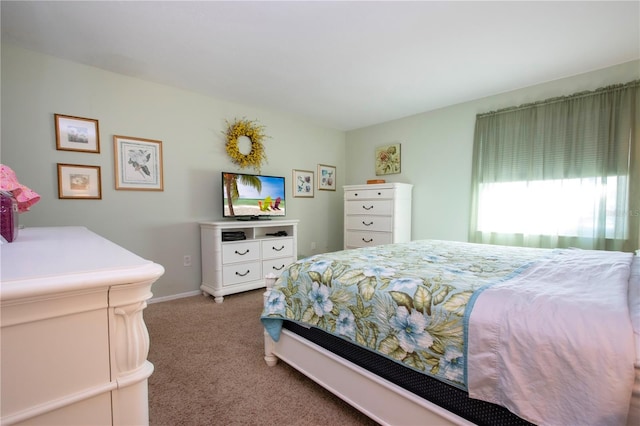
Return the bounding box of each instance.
[476,176,625,238]
[470,81,638,251]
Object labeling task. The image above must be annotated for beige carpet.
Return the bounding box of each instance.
[145,289,379,426]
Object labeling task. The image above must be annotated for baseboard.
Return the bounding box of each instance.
[149,290,201,304]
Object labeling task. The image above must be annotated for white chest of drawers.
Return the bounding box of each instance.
[200,220,298,303]
[0,226,164,426]
[343,183,413,249]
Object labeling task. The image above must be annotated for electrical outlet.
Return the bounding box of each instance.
[310,241,317,250]
[183,255,192,267]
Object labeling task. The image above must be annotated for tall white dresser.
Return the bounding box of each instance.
[343,183,413,249]
[0,226,164,426]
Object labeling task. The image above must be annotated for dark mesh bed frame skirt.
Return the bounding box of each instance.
[283,321,534,426]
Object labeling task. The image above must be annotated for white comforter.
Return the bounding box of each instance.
[467,249,636,425]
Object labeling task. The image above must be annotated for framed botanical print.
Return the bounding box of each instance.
[113,135,164,191]
[57,163,102,199]
[375,143,401,175]
[55,114,100,153]
[317,164,336,191]
[293,169,314,198]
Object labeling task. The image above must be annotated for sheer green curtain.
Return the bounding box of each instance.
[469,81,639,252]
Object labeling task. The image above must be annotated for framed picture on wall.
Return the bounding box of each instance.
[113,135,164,191]
[317,164,336,191]
[375,143,401,175]
[293,169,314,198]
[55,114,100,153]
[57,163,102,199]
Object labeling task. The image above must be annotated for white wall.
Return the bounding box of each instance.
[3,44,638,300]
[346,60,640,242]
[1,44,346,299]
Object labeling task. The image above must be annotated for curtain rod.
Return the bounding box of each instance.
[477,79,639,118]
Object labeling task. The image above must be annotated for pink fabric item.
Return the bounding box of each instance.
[0,164,40,212]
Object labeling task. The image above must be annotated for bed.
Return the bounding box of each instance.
[261,239,640,426]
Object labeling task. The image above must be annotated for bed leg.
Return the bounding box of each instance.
[264,330,278,367]
[263,278,279,367]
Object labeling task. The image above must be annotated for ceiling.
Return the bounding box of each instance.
[1,1,639,131]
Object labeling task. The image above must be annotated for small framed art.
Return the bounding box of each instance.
[57,163,102,199]
[293,169,314,198]
[375,143,401,176]
[317,164,336,191]
[55,114,100,153]
[113,135,164,191]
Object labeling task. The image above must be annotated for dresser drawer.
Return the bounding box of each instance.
[261,238,294,260]
[222,261,262,286]
[345,188,395,200]
[345,200,393,215]
[345,231,393,248]
[263,257,294,276]
[345,215,393,232]
[222,241,260,264]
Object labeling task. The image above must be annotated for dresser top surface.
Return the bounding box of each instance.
[199,219,299,228]
[343,182,413,190]
[1,226,157,285]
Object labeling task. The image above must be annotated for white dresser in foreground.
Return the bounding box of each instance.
[0,226,164,426]
[200,220,298,303]
[344,183,413,249]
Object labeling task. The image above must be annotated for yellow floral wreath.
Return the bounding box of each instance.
[224,118,268,172]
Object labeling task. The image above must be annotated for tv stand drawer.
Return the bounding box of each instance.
[222,241,260,263]
[262,238,293,259]
[222,261,262,286]
[263,257,294,276]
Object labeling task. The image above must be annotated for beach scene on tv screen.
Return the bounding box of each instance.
[223,174,286,217]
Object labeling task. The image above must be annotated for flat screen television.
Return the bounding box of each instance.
[222,172,286,220]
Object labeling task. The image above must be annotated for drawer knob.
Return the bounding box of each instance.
[362,205,374,210]
[354,193,359,197]
[362,221,373,226]
[235,249,250,255]
[362,238,373,243]
[272,245,285,251]
[236,270,250,277]
[272,264,285,271]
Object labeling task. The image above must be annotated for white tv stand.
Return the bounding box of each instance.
[199,220,298,302]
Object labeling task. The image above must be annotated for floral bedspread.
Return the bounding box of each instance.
[261,240,552,389]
